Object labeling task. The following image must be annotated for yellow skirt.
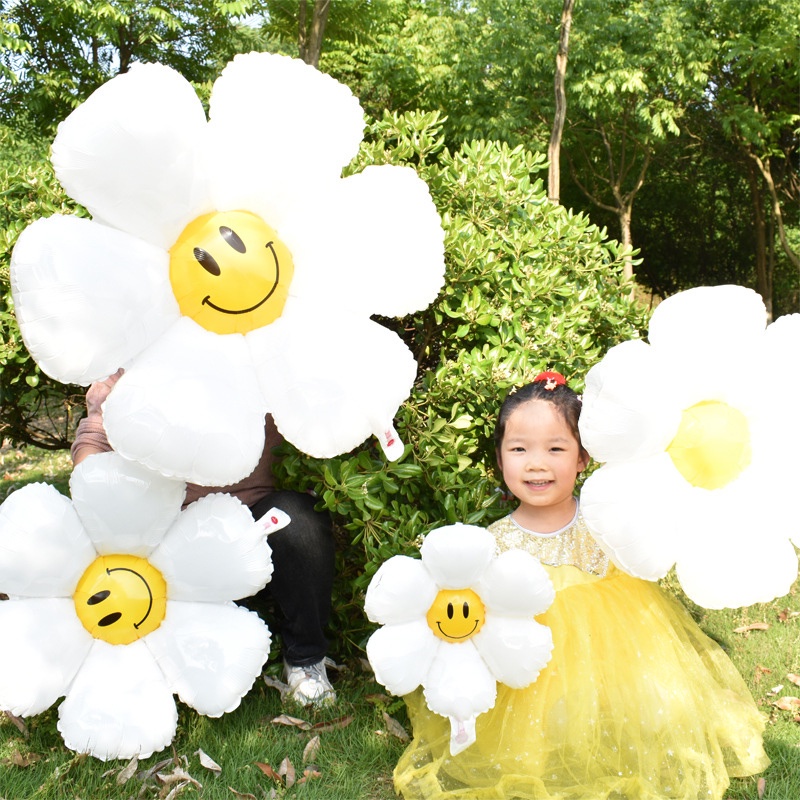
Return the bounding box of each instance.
[394,565,769,800]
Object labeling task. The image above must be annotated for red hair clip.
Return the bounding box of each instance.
[533,371,566,391]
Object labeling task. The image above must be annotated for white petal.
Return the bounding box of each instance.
[10,215,177,385]
[473,617,553,688]
[145,601,270,716]
[0,599,93,716]
[150,494,272,602]
[283,166,445,316]
[58,640,177,761]
[52,62,211,249]
[580,456,687,579]
[763,313,800,453]
[579,339,681,463]
[678,534,797,610]
[250,314,417,460]
[673,485,796,609]
[476,550,554,617]
[419,524,495,589]
[366,620,439,696]
[422,642,496,723]
[648,285,766,362]
[70,452,185,557]
[0,484,94,597]
[103,318,268,485]
[206,53,364,220]
[364,556,438,625]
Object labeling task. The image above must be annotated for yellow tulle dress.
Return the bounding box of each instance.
[394,507,769,800]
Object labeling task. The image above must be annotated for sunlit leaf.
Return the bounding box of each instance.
[302,735,321,764]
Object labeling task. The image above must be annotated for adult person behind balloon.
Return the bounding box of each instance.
[71,369,337,707]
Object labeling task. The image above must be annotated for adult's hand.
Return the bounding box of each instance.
[85,368,124,416]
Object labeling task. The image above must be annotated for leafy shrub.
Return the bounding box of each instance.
[273,110,649,655]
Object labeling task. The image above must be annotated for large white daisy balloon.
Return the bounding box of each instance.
[365,524,554,755]
[579,284,800,609]
[0,451,273,761]
[10,52,446,486]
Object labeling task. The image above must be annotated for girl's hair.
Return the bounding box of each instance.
[494,375,585,455]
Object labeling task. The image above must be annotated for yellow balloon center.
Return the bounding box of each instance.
[169,210,294,335]
[426,588,486,642]
[73,554,167,645]
[666,400,751,490]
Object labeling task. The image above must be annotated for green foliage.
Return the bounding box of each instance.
[0,126,86,448]
[0,0,269,135]
[273,110,648,655]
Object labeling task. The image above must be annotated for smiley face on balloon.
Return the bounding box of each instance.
[169,210,295,335]
[73,554,168,645]
[426,588,486,642]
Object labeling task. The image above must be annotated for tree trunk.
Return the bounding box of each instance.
[619,206,634,283]
[746,160,773,319]
[547,0,575,203]
[298,0,330,68]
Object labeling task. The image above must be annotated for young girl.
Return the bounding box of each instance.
[394,372,769,800]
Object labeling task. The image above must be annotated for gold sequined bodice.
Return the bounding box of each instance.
[488,504,609,577]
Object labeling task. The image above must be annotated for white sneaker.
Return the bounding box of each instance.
[283,659,336,707]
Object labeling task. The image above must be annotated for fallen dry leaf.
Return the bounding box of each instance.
[733,622,769,634]
[229,790,257,800]
[278,757,296,788]
[196,748,222,774]
[0,749,41,768]
[382,712,410,741]
[311,714,354,733]
[787,673,800,687]
[2,711,28,736]
[297,767,322,785]
[302,735,321,764]
[773,696,800,711]
[116,755,139,785]
[778,608,800,622]
[757,776,766,798]
[263,675,291,702]
[271,713,312,731]
[254,761,282,783]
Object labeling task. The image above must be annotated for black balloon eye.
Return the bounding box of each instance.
[194,247,221,276]
[98,612,122,627]
[463,601,470,618]
[447,602,454,619]
[220,226,246,253]
[87,590,110,605]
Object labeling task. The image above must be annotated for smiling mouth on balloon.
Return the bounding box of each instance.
[202,241,281,315]
[436,620,480,639]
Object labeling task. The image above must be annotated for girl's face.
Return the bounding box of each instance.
[497,399,588,524]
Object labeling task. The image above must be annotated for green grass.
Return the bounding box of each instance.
[1,442,799,799]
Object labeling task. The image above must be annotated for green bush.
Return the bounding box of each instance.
[273,110,649,656]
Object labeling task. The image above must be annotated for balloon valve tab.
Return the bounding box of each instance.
[260,507,291,534]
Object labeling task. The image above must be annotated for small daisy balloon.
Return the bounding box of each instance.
[365,524,554,755]
[579,284,800,609]
[10,52,446,486]
[0,452,274,761]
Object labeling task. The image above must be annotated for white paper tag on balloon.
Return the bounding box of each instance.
[376,423,405,461]
[260,507,291,534]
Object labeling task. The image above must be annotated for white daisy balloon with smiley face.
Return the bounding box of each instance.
[365,524,555,755]
[0,451,273,761]
[10,52,446,486]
